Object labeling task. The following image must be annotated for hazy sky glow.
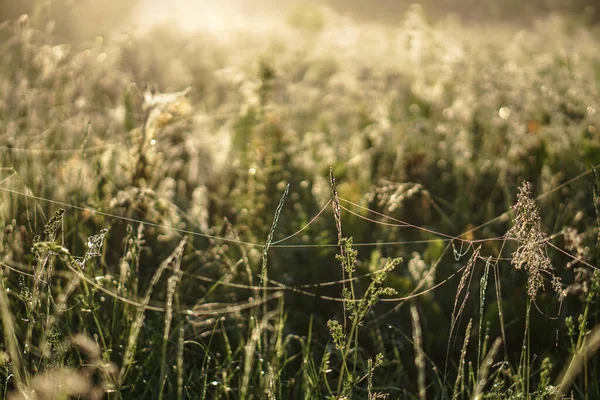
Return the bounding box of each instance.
[132,0,599,32]
[134,0,288,32]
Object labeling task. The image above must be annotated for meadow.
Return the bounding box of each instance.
[1,4,600,399]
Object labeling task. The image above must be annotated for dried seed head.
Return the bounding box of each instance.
[85,229,109,259]
[507,182,561,299]
[19,14,29,30]
[43,208,65,242]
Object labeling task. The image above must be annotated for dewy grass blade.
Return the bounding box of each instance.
[261,183,290,283]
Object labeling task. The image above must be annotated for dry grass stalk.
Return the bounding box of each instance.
[477,257,491,371]
[241,310,278,400]
[176,326,184,400]
[451,246,480,332]
[261,183,289,282]
[329,167,343,246]
[554,324,600,399]
[446,246,479,377]
[0,270,25,392]
[410,304,426,400]
[473,337,502,398]
[159,236,187,399]
[119,237,187,386]
[452,319,473,400]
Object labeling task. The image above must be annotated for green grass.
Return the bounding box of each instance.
[1,5,600,399]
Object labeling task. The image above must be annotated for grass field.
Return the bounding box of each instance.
[1,4,600,399]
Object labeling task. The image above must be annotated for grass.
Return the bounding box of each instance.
[1,4,600,399]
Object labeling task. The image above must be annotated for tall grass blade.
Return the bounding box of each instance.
[555,324,600,399]
[410,304,426,400]
[477,257,491,372]
[452,318,472,400]
[159,236,187,400]
[0,270,24,392]
[473,336,502,398]
[120,237,187,387]
[261,183,289,283]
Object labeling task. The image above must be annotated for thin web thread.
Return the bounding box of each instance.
[1,165,598,311]
[1,179,597,273]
